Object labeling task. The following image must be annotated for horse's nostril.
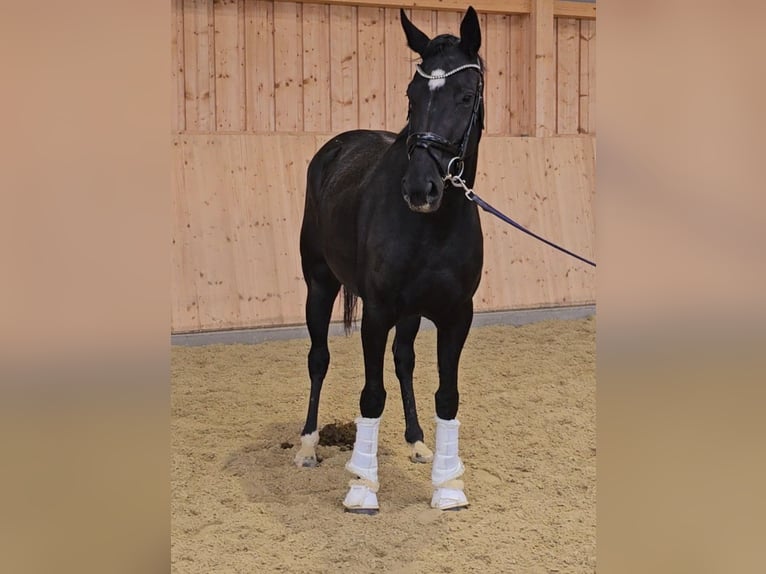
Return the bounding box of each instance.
[426,181,439,202]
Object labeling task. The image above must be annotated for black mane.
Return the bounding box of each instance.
[422,34,459,58]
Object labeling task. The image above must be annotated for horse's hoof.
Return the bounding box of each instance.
[343,482,379,513]
[409,440,434,464]
[344,507,379,515]
[294,432,320,467]
[296,456,319,468]
[431,487,469,510]
[442,504,469,512]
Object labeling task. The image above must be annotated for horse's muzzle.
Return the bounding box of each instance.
[401,176,444,213]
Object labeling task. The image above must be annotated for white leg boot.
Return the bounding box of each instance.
[431,416,469,510]
[342,416,381,513]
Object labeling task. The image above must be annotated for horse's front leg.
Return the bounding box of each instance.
[431,301,473,510]
[342,303,395,514]
[393,315,433,463]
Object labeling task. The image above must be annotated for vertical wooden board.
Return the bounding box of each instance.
[232,135,282,324]
[531,0,555,137]
[302,3,331,132]
[474,138,547,310]
[273,135,315,323]
[214,0,245,131]
[245,0,275,131]
[478,12,488,63]
[450,136,596,314]
[556,18,579,134]
[171,137,201,331]
[273,2,303,132]
[171,0,186,133]
[408,9,435,76]
[544,137,595,302]
[485,14,511,135]
[435,10,461,36]
[237,134,305,326]
[171,134,595,331]
[330,6,358,132]
[578,19,589,134]
[510,14,531,135]
[553,17,558,131]
[183,0,215,131]
[588,20,596,134]
[188,137,245,328]
[384,8,412,131]
[357,7,386,130]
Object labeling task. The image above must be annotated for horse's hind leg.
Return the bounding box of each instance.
[294,260,340,468]
[392,315,433,463]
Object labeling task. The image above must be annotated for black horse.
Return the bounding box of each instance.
[294,7,485,513]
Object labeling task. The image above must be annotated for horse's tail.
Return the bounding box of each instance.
[342,286,358,335]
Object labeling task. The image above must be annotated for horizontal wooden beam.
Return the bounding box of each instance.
[282,1,525,16]
[554,1,596,20]
[283,0,595,19]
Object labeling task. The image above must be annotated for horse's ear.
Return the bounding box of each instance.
[400,9,430,56]
[459,6,481,57]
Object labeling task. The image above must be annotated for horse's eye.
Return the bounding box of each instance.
[461,93,474,105]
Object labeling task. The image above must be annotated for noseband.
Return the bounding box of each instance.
[406,62,484,179]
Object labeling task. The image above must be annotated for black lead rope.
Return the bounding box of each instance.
[468,190,596,267]
[444,173,597,268]
[408,61,595,268]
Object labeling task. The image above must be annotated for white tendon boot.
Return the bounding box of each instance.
[342,416,381,513]
[431,416,469,510]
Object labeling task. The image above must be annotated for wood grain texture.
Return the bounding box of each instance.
[283,0,592,19]
[175,1,595,135]
[357,7,386,129]
[435,10,461,35]
[245,0,275,131]
[287,0,532,15]
[587,18,596,134]
[274,2,304,131]
[485,13,511,135]
[578,19,590,134]
[172,0,186,132]
[214,0,246,130]
[330,5,359,131]
[183,0,215,131]
[530,0,555,137]
[510,14,531,135]
[556,17,579,134]
[171,134,595,331]
[408,9,435,77]
[473,136,595,312]
[171,136,200,330]
[384,7,412,131]
[302,3,332,131]
[554,0,596,20]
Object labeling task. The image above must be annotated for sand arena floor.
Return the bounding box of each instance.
[172,317,595,573]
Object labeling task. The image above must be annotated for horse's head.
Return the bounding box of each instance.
[400,6,484,213]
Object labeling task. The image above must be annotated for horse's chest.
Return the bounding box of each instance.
[367,238,481,313]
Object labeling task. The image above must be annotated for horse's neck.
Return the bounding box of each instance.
[460,135,482,188]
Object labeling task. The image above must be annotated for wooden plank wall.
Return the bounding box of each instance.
[172,1,596,136]
[172,134,595,331]
[171,0,597,332]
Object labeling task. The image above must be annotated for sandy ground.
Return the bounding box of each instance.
[172,317,595,574]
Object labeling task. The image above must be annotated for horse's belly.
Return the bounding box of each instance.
[396,265,481,318]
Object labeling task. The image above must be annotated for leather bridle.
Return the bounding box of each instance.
[406,62,484,179]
